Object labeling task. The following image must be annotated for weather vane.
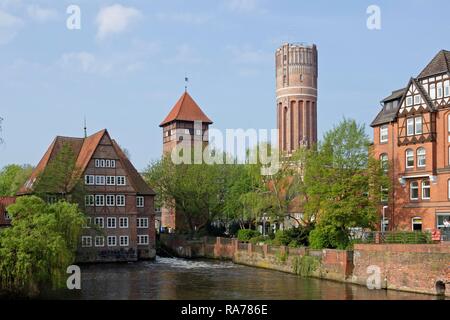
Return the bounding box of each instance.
[185,74,189,92]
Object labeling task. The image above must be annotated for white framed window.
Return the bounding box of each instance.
[406,118,414,136]
[184,129,190,135]
[116,176,126,186]
[107,236,117,247]
[412,217,422,231]
[417,148,426,167]
[95,159,100,168]
[105,160,111,168]
[406,149,414,168]
[95,236,105,247]
[437,214,450,229]
[137,218,149,228]
[111,160,116,168]
[106,195,115,207]
[414,117,423,134]
[136,196,144,208]
[414,95,421,105]
[85,175,95,185]
[85,195,94,207]
[195,129,201,136]
[422,180,430,200]
[95,175,105,185]
[119,217,129,228]
[437,82,443,99]
[380,154,388,172]
[94,217,104,228]
[100,159,105,168]
[95,195,105,206]
[430,83,436,99]
[380,125,388,143]
[82,217,91,229]
[445,80,450,97]
[137,235,149,245]
[81,236,92,247]
[106,176,115,185]
[116,195,126,207]
[406,96,413,106]
[107,217,116,228]
[119,236,129,246]
[410,181,419,200]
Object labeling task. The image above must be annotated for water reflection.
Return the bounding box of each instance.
[45,257,441,300]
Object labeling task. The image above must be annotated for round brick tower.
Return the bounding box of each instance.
[276,43,318,155]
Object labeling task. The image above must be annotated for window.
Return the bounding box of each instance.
[105,160,111,168]
[107,236,117,247]
[85,175,95,185]
[380,154,388,172]
[137,235,149,245]
[437,82,443,99]
[82,236,92,247]
[119,217,129,228]
[95,195,104,206]
[414,95,421,105]
[437,214,450,229]
[184,129,190,135]
[410,181,419,200]
[107,217,116,228]
[412,217,422,231]
[381,186,389,202]
[406,149,414,168]
[137,218,149,228]
[417,148,426,167]
[119,236,129,246]
[448,180,450,199]
[445,80,450,97]
[406,96,413,106]
[85,195,94,207]
[136,196,144,208]
[94,217,104,228]
[414,117,423,134]
[82,217,91,228]
[195,129,202,136]
[116,195,126,207]
[430,83,436,99]
[422,180,431,199]
[95,236,105,247]
[380,125,388,143]
[95,175,105,185]
[117,176,126,185]
[111,160,116,168]
[100,160,105,168]
[106,176,115,185]
[106,195,115,207]
[95,159,100,168]
[407,118,414,136]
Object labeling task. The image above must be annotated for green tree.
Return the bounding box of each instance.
[0,196,86,296]
[306,119,388,249]
[33,142,85,204]
[0,164,33,196]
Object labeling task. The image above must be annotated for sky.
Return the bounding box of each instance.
[1,0,450,170]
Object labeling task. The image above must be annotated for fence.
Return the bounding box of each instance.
[355,231,432,244]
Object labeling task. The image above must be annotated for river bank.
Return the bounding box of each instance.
[160,234,450,297]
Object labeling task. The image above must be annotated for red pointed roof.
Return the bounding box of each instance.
[160,91,213,127]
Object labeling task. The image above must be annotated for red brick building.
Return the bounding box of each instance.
[371,50,450,232]
[159,91,212,232]
[0,197,15,228]
[19,129,156,262]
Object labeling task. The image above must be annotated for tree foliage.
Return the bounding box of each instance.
[0,164,33,196]
[0,196,86,296]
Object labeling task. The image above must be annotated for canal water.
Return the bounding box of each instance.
[46,257,439,300]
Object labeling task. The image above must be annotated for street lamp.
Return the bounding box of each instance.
[382,206,388,233]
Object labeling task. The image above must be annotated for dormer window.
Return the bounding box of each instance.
[414,95,421,105]
[406,96,413,106]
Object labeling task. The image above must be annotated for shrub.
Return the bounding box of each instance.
[309,225,349,249]
[237,229,260,241]
[249,235,266,244]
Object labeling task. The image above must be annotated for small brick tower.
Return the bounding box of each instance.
[276,43,318,155]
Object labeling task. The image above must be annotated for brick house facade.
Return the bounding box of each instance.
[18,129,156,262]
[371,50,450,232]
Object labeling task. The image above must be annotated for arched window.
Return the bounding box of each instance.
[406,149,414,168]
[380,154,388,172]
[417,148,426,167]
[410,181,419,200]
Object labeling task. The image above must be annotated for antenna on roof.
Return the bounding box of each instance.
[184,74,189,92]
[83,116,87,138]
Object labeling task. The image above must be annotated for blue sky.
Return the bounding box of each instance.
[1,0,450,170]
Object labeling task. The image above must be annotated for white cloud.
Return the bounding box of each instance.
[225,0,260,13]
[26,5,58,23]
[96,4,142,39]
[155,12,211,25]
[0,9,23,44]
[163,44,204,65]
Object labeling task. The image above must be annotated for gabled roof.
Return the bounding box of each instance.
[18,129,155,196]
[396,77,435,114]
[160,91,213,127]
[381,88,406,103]
[417,50,450,79]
